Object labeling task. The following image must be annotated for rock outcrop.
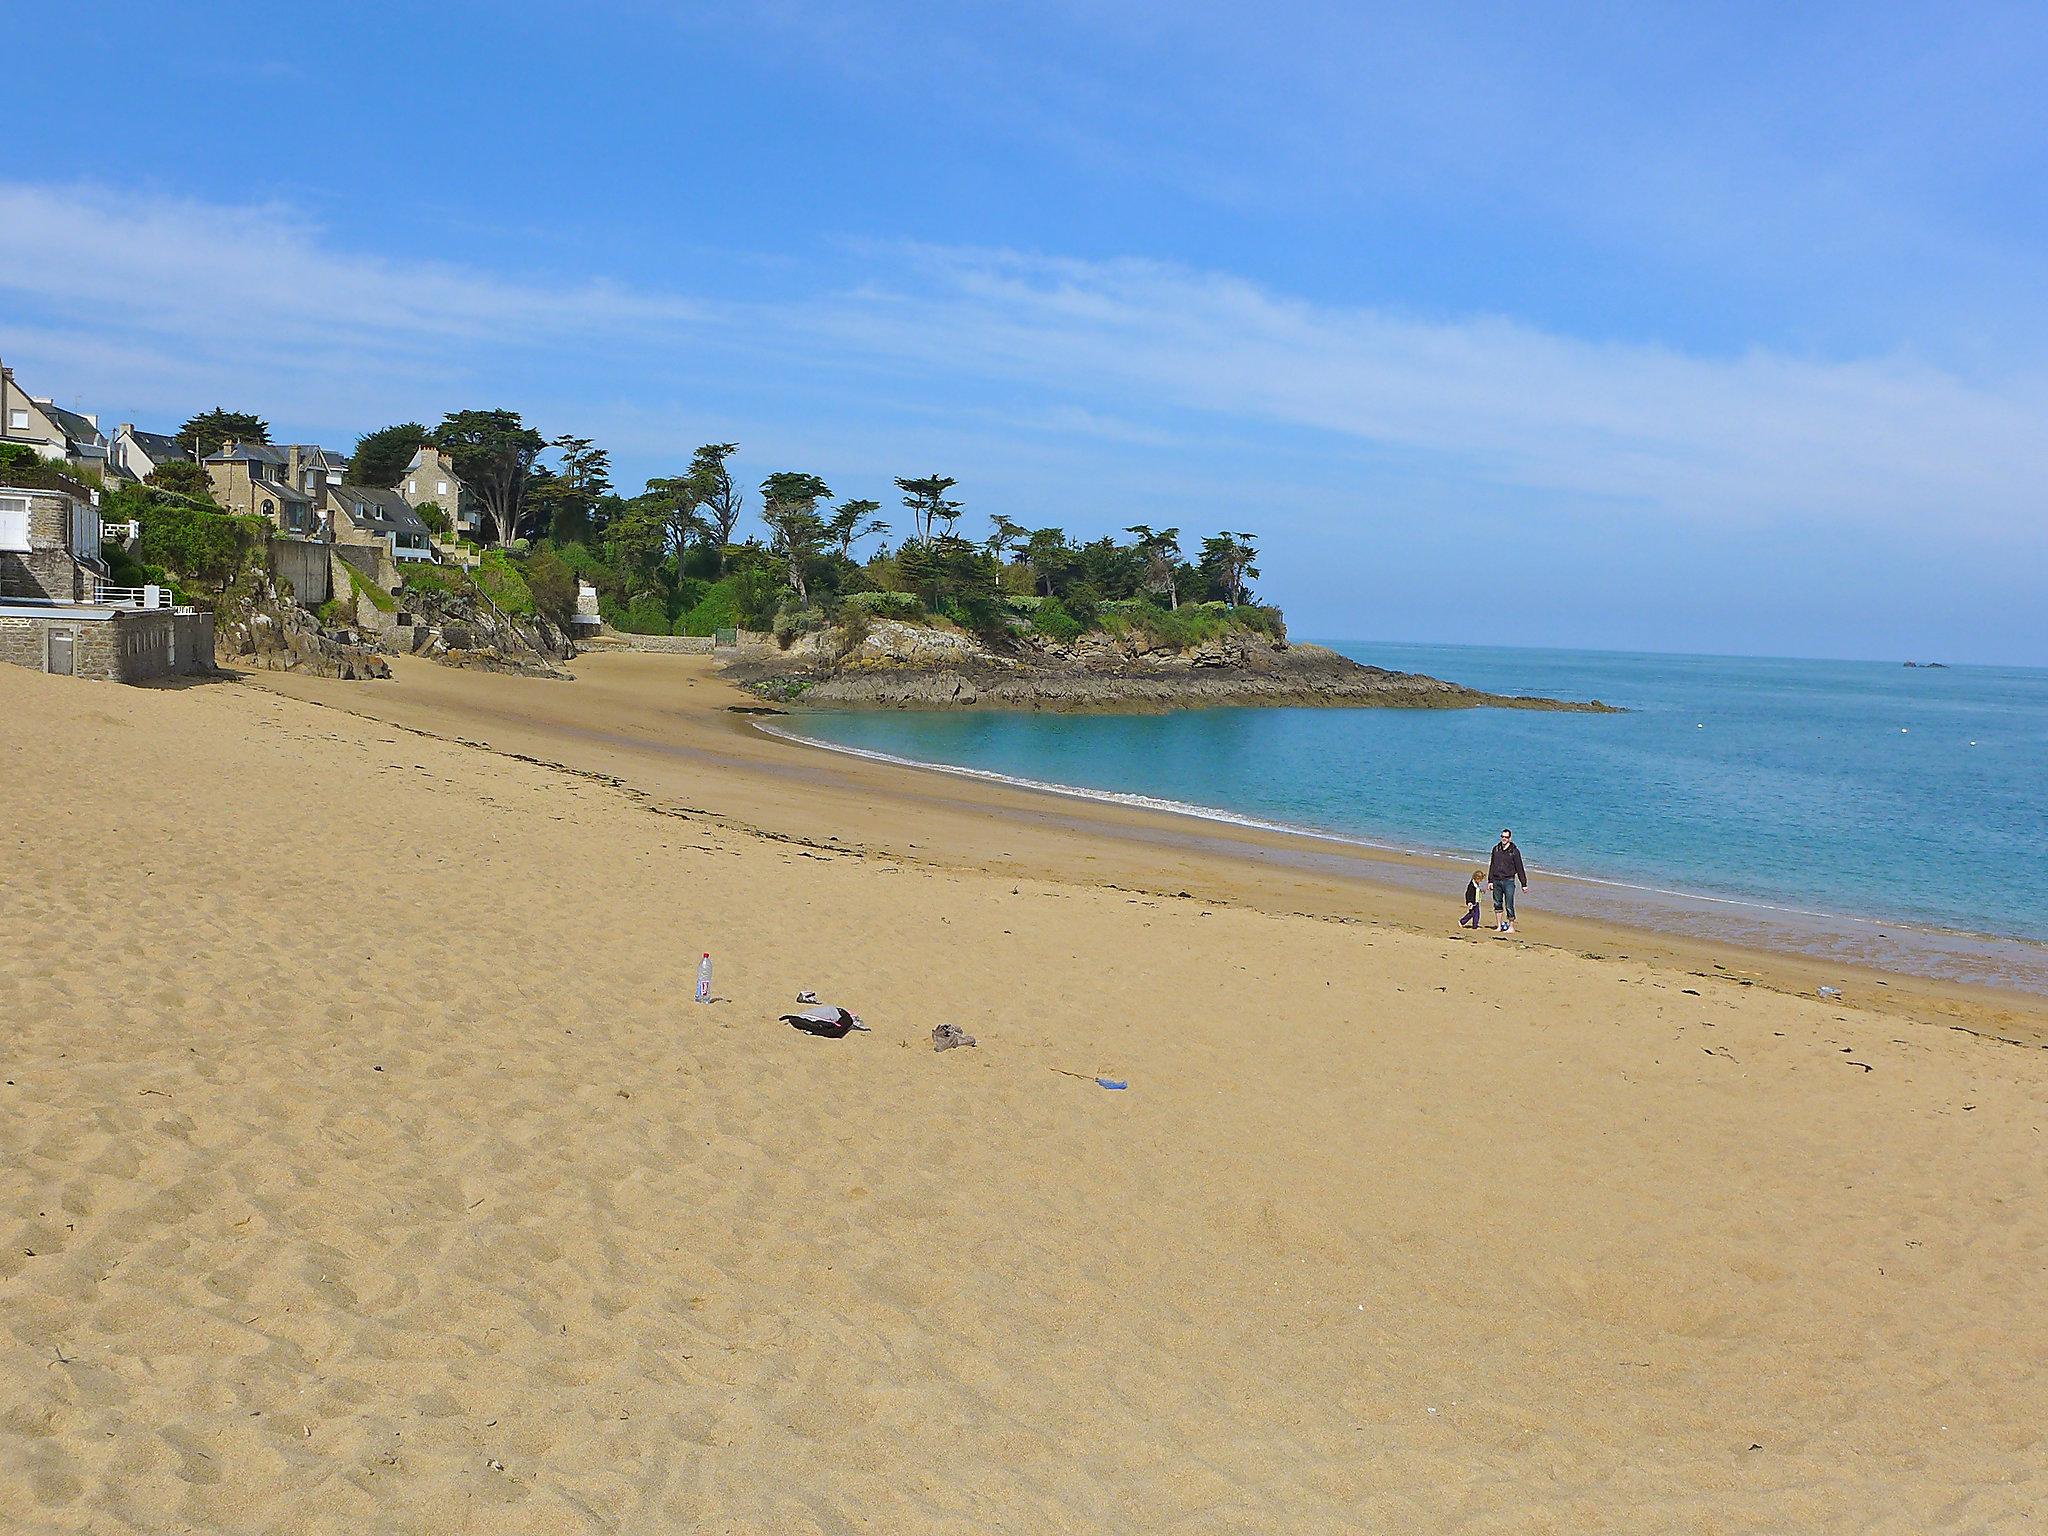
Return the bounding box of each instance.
[377,585,576,679]
[729,618,1618,713]
[213,571,390,680]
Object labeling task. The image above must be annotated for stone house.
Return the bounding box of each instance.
[0,464,212,682]
[400,445,480,538]
[110,424,191,483]
[288,444,349,500]
[203,441,321,537]
[1,359,110,475]
[321,482,436,569]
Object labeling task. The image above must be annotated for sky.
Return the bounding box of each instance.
[5,0,2046,663]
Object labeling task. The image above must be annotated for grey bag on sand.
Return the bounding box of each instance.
[932,1023,977,1051]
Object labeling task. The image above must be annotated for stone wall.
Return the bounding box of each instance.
[588,627,772,654]
[0,609,215,683]
[0,492,87,602]
[269,536,333,607]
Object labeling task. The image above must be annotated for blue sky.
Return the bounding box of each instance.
[6,0,2047,662]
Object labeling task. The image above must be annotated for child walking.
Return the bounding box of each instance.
[1459,869,1484,929]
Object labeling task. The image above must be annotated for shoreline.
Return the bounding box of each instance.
[759,713,2048,995]
[245,651,2048,1037]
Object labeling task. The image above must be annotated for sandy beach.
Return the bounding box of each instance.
[4,651,2044,1533]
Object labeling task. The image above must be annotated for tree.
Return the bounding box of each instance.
[987,514,1027,562]
[1022,526,1070,596]
[637,471,709,560]
[177,409,269,458]
[759,472,832,605]
[894,474,961,544]
[433,409,545,545]
[687,443,744,572]
[1127,524,1184,608]
[826,498,887,559]
[1199,531,1260,606]
[146,460,214,499]
[348,422,429,488]
[526,434,613,543]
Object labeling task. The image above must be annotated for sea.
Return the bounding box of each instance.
[776,642,2048,992]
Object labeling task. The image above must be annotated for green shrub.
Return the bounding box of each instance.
[520,548,576,628]
[841,589,926,620]
[730,568,783,630]
[1062,581,1103,629]
[131,494,262,591]
[676,579,741,636]
[619,592,670,634]
[475,549,535,616]
[413,500,452,535]
[1030,597,1084,643]
[400,561,463,596]
[144,461,213,498]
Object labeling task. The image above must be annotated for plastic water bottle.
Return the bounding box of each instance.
[695,953,713,1004]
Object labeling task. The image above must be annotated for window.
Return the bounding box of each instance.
[0,493,29,552]
[6,408,27,431]
[437,481,448,495]
[407,480,416,495]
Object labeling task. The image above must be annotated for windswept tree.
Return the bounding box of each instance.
[526,434,614,543]
[177,409,269,457]
[688,443,744,571]
[1199,531,1260,606]
[433,409,545,545]
[987,514,1027,562]
[1126,524,1184,608]
[1022,526,1069,596]
[826,498,888,559]
[894,474,961,544]
[637,474,707,560]
[347,422,429,488]
[760,471,832,604]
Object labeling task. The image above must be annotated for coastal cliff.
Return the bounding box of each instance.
[728,618,1616,713]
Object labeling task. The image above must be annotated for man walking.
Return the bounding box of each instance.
[1488,828,1529,933]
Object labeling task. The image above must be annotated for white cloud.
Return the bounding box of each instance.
[2,181,2043,546]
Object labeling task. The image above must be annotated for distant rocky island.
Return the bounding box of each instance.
[729,615,1618,714]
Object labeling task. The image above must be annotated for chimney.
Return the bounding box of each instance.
[287,444,304,487]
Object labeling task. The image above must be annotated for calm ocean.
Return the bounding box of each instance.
[781,643,2048,982]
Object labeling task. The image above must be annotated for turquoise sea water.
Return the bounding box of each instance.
[784,643,2048,951]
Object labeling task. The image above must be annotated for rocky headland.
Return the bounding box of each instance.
[728,618,1618,713]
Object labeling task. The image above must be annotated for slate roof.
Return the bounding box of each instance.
[206,440,290,467]
[125,427,187,465]
[44,403,107,451]
[335,483,432,541]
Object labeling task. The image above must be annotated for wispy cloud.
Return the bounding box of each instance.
[2,180,2044,549]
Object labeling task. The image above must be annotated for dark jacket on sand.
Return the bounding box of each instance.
[1489,843,1528,886]
[1463,879,1480,906]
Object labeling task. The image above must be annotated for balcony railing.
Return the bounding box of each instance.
[89,576,171,609]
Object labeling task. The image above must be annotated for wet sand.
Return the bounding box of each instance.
[3,651,2044,1533]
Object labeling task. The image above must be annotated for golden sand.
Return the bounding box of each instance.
[3,654,2043,1533]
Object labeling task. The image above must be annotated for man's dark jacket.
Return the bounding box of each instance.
[1489,842,1528,886]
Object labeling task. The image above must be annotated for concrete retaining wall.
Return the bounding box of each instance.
[269,536,332,607]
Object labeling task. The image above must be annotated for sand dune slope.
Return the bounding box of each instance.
[1,664,2043,1534]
